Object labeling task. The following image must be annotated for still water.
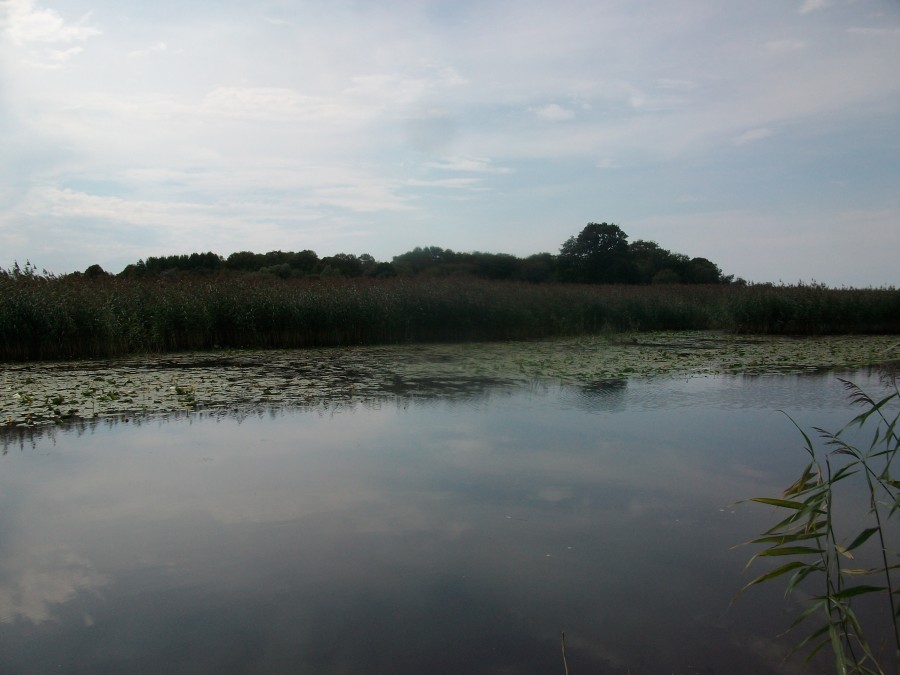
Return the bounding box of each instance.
[0,370,893,674]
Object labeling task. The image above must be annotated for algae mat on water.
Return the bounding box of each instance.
[2,332,897,430]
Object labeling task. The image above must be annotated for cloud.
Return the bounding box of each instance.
[35,44,82,66]
[201,87,355,123]
[799,0,830,14]
[263,16,294,27]
[0,1,898,284]
[406,177,484,190]
[0,182,407,271]
[533,103,575,121]
[1,0,100,45]
[656,78,696,92]
[19,171,414,226]
[3,157,420,248]
[128,41,167,58]
[424,157,513,174]
[733,127,774,145]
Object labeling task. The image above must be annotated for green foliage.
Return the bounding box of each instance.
[391,247,526,281]
[557,224,731,285]
[1,266,899,362]
[738,377,900,674]
[140,251,224,275]
[106,221,732,286]
[559,222,635,283]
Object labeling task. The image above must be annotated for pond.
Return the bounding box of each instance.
[0,364,896,673]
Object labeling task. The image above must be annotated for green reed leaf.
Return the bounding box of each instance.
[795,623,829,655]
[757,546,823,557]
[845,527,880,552]
[833,544,854,559]
[790,598,828,631]
[840,567,882,576]
[751,531,823,545]
[831,585,886,600]
[787,563,824,595]
[741,561,808,590]
[829,465,859,483]
[750,497,810,510]
[827,623,847,675]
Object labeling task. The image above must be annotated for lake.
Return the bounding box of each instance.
[0,367,895,674]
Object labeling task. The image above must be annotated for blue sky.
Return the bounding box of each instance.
[1,0,898,286]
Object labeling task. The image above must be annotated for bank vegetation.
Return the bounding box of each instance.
[1,266,898,362]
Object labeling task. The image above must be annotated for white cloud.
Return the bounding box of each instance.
[343,65,468,116]
[1,0,100,45]
[263,16,294,27]
[406,177,483,189]
[656,78,696,91]
[201,87,354,123]
[534,103,575,121]
[29,44,82,68]
[0,1,898,284]
[19,171,414,227]
[799,0,830,14]
[733,127,774,145]
[425,157,513,174]
[128,41,167,58]
[1,181,407,269]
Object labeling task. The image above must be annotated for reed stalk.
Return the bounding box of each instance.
[1,269,898,362]
[737,376,900,674]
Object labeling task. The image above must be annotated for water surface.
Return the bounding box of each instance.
[0,370,893,673]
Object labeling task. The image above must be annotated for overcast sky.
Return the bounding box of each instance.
[1,0,898,285]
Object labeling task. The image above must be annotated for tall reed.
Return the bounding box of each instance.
[737,377,900,674]
[1,271,898,361]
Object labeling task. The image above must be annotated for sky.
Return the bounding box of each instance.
[0,0,898,286]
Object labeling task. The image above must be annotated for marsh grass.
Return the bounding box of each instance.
[1,270,898,361]
[737,377,900,674]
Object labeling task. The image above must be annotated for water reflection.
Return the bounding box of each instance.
[560,377,628,412]
[0,371,893,673]
[0,548,107,624]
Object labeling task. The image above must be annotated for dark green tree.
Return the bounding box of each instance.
[225,251,263,271]
[317,253,364,277]
[558,222,635,283]
[83,263,111,279]
[286,250,319,274]
[469,252,521,280]
[684,257,726,284]
[517,253,557,283]
[392,247,456,275]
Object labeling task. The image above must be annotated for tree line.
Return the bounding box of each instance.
[99,222,734,285]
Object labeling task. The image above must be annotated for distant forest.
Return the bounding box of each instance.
[97,222,735,286]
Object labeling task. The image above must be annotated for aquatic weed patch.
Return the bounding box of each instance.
[1,333,896,431]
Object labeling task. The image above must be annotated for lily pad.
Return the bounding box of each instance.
[1,332,896,431]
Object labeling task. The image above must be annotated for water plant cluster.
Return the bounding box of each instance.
[1,269,898,362]
[2,333,896,430]
[740,375,900,674]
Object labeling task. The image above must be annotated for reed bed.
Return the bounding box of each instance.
[0,274,898,361]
